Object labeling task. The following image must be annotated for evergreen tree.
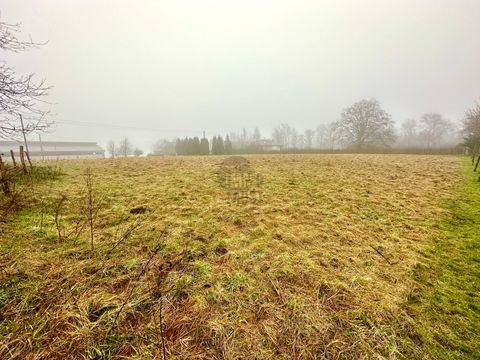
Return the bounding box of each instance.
[225,135,233,154]
[217,136,225,154]
[200,137,210,155]
[193,137,201,154]
[253,127,261,142]
[211,136,218,155]
[187,138,194,155]
[175,138,181,155]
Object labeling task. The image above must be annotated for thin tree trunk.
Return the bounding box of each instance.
[0,155,10,195]
[475,153,480,172]
[473,143,479,166]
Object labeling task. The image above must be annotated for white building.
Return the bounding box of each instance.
[252,139,282,152]
[0,141,105,161]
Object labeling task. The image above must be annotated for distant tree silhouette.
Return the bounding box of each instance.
[106,140,116,158]
[253,127,261,142]
[333,98,396,150]
[463,102,480,149]
[419,113,453,148]
[211,136,217,155]
[225,136,233,154]
[175,136,211,155]
[272,123,293,148]
[217,136,225,154]
[211,136,226,155]
[193,137,201,154]
[304,129,314,148]
[175,138,181,155]
[118,137,133,157]
[153,139,176,155]
[400,119,419,147]
[200,137,210,155]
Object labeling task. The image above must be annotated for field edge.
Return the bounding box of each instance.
[400,157,480,359]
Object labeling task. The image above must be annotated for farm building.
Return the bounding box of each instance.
[252,139,282,152]
[0,141,105,160]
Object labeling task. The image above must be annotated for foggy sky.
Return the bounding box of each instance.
[2,0,480,151]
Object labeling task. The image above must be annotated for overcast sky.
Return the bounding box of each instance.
[2,0,480,150]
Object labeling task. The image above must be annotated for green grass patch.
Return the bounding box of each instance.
[404,158,480,359]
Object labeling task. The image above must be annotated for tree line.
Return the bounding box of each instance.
[106,137,143,158]
[175,136,233,155]
[198,99,461,153]
[270,99,461,151]
[108,98,476,158]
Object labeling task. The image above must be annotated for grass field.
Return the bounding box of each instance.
[0,154,478,359]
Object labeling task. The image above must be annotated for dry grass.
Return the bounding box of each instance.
[0,154,461,359]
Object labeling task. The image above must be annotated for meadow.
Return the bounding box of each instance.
[0,154,478,359]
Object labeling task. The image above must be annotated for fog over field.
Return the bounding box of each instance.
[2,0,480,150]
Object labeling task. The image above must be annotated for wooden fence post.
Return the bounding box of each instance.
[10,150,17,168]
[19,146,27,174]
[0,155,10,195]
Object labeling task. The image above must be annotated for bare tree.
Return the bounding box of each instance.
[272,123,293,148]
[118,137,133,157]
[152,139,176,155]
[253,127,261,142]
[462,101,480,168]
[419,113,453,148]
[462,102,480,149]
[241,128,248,143]
[304,129,315,148]
[291,128,298,148]
[0,18,51,139]
[333,98,396,150]
[133,147,143,157]
[400,119,418,147]
[297,133,306,149]
[315,123,337,149]
[106,140,116,158]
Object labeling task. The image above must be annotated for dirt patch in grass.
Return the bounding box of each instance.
[0,154,462,358]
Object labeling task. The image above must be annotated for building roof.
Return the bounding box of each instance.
[0,141,105,157]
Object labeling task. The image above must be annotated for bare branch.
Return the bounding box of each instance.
[0,21,46,52]
[0,18,51,138]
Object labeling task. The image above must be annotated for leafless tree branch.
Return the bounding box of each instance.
[0,17,51,138]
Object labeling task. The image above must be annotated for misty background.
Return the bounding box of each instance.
[2,0,480,152]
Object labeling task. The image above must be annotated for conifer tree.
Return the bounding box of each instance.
[193,137,201,154]
[211,136,218,155]
[225,135,233,154]
[201,137,210,155]
[217,136,225,154]
[175,138,181,155]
